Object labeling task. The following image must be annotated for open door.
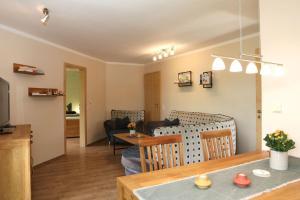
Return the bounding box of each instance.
[64,63,87,153]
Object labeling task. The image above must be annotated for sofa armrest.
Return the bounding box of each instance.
[104,120,115,139]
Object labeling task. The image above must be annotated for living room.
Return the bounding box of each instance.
[0,0,300,200]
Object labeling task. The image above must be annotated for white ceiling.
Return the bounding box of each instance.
[0,0,259,64]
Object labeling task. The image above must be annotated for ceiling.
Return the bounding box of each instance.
[0,0,259,64]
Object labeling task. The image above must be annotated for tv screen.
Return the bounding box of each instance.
[0,78,9,127]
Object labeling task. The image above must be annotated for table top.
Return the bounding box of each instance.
[114,133,152,145]
[117,151,300,200]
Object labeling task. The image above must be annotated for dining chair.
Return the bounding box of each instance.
[200,129,234,161]
[139,135,184,172]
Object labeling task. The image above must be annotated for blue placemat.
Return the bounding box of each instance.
[134,157,300,200]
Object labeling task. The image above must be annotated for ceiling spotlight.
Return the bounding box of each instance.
[169,47,175,56]
[212,57,225,71]
[163,50,169,58]
[41,8,50,25]
[230,60,243,72]
[153,56,157,62]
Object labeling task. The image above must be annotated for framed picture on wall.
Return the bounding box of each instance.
[177,71,192,87]
[200,71,212,88]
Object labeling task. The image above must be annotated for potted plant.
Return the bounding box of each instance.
[264,130,295,170]
[128,122,136,135]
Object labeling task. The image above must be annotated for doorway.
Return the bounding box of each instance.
[64,63,87,153]
[144,71,161,122]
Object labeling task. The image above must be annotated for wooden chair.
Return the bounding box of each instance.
[139,135,184,172]
[200,129,234,161]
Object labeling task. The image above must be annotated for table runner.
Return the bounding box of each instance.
[134,157,300,200]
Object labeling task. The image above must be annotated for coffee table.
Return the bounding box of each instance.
[113,133,152,155]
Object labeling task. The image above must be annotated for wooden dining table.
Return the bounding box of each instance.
[117,151,300,200]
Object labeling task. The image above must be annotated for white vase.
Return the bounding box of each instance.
[129,130,136,135]
[270,150,288,170]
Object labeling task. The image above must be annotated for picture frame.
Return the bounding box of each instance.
[200,71,212,88]
[177,71,192,87]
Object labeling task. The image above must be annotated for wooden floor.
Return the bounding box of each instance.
[32,138,124,200]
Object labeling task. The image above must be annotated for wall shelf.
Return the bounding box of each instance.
[28,88,64,97]
[13,63,45,75]
[174,81,193,87]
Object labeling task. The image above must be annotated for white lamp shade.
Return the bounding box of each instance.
[163,51,168,57]
[246,62,258,74]
[274,65,285,76]
[158,54,163,60]
[230,59,243,72]
[153,56,157,62]
[212,57,225,71]
[260,64,272,76]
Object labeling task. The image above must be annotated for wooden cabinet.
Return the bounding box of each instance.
[0,125,32,200]
[66,119,80,138]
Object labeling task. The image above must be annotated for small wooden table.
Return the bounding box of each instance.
[113,133,152,155]
[117,151,300,200]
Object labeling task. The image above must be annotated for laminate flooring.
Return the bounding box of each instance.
[32,138,124,200]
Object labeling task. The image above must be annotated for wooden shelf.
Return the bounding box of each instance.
[174,81,193,87]
[28,88,64,97]
[13,63,45,75]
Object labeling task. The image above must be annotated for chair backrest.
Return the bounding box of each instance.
[139,135,184,172]
[200,129,234,161]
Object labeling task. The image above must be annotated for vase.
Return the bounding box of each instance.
[270,150,288,170]
[129,130,136,135]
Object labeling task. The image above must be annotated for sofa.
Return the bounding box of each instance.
[121,110,237,175]
[104,110,145,144]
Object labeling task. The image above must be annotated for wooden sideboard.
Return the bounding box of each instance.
[66,118,80,138]
[0,125,32,200]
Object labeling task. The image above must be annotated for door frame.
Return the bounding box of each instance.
[255,48,262,151]
[64,63,87,153]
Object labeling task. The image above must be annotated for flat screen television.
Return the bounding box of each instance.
[0,77,10,127]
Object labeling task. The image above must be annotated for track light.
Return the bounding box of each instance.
[152,46,175,61]
[246,62,258,74]
[163,50,169,58]
[230,60,243,72]
[212,57,225,71]
[41,8,50,25]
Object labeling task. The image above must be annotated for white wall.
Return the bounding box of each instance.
[260,0,300,157]
[145,36,259,153]
[105,62,144,118]
[0,27,106,165]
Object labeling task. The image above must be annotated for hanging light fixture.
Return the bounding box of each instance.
[230,60,243,72]
[211,0,283,76]
[153,56,157,62]
[260,64,272,76]
[246,62,258,74]
[274,65,285,77]
[212,57,226,71]
[41,8,50,25]
[169,47,175,56]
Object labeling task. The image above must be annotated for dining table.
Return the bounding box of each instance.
[117,151,300,200]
